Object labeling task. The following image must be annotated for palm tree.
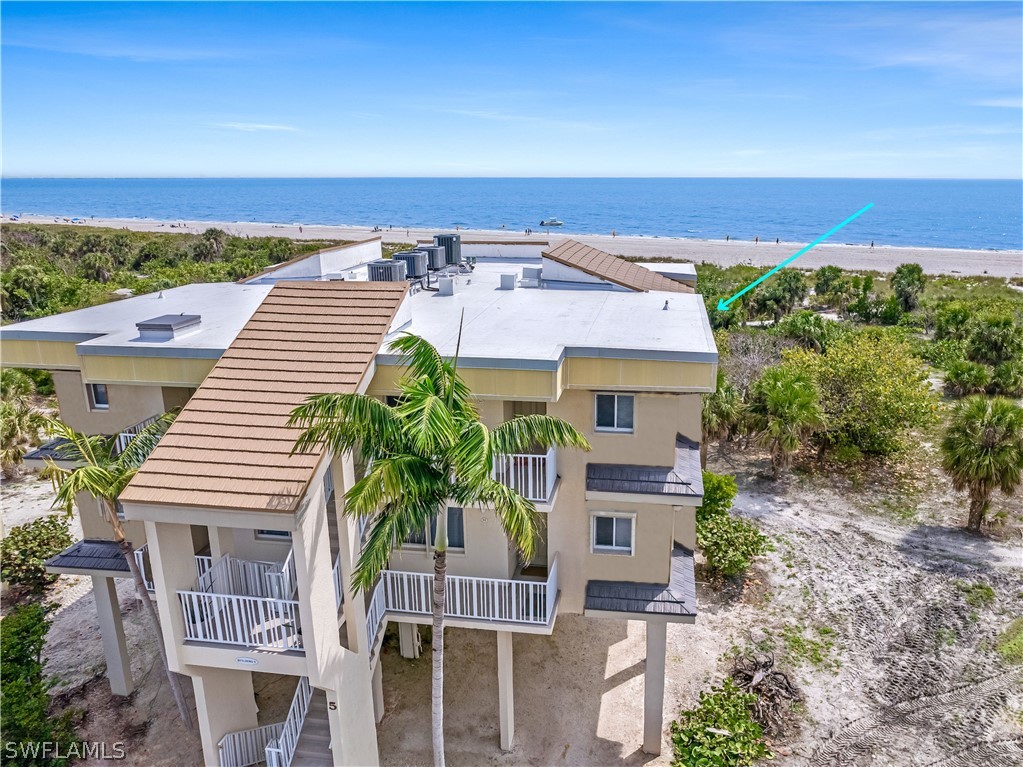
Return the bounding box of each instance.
[701,370,744,467]
[289,332,589,767]
[941,396,1023,532]
[1,368,45,478]
[46,414,194,731]
[748,366,823,478]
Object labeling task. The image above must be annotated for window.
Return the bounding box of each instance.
[591,513,634,555]
[255,530,292,541]
[87,383,110,411]
[404,507,465,550]
[430,507,465,550]
[595,394,634,432]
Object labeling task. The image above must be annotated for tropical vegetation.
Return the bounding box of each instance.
[45,414,194,731]
[940,396,1023,532]
[0,515,73,593]
[289,332,589,767]
[670,678,771,767]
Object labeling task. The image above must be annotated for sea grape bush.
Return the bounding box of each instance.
[670,678,771,767]
[0,515,72,593]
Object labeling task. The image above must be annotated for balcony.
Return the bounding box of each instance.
[133,543,211,593]
[113,415,162,455]
[366,555,559,652]
[492,446,557,503]
[177,552,302,651]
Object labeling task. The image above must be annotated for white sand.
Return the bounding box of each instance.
[10,214,1022,278]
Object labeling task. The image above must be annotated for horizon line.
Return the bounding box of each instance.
[3,175,1021,182]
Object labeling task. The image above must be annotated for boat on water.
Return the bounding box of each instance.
[539,218,564,227]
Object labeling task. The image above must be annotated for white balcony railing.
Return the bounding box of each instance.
[493,447,556,502]
[265,676,313,767]
[113,414,161,455]
[365,554,559,650]
[178,590,302,650]
[132,544,214,594]
[332,554,344,611]
[219,677,311,767]
[196,553,296,601]
[218,723,285,767]
[366,580,387,654]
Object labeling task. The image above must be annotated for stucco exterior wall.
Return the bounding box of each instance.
[387,506,518,580]
[53,370,167,435]
[546,389,702,613]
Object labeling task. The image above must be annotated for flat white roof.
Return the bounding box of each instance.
[1,282,273,358]
[377,260,716,369]
[1,260,716,368]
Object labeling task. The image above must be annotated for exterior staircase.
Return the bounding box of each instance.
[291,690,332,766]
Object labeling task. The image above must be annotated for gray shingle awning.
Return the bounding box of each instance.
[586,434,703,498]
[585,543,697,619]
[23,437,73,463]
[45,539,130,576]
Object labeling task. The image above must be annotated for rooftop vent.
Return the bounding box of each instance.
[500,273,517,290]
[391,250,429,279]
[434,234,462,265]
[367,259,407,282]
[136,313,202,341]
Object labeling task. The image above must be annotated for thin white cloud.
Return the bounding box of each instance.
[973,97,1023,109]
[212,122,300,133]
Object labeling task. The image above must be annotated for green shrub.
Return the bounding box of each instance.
[956,580,995,607]
[670,678,771,767]
[920,338,967,369]
[0,515,72,593]
[943,360,991,397]
[967,312,1023,366]
[935,301,974,341]
[698,514,771,577]
[991,360,1023,397]
[0,603,78,767]
[833,444,863,464]
[785,330,938,456]
[878,295,904,326]
[698,471,738,523]
[996,618,1023,665]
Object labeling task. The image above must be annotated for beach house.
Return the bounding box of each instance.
[2,236,717,766]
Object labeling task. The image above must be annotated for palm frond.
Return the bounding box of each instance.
[455,478,540,560]
[352,495,440,591]
[395,376,458,456]
[389,333,450,392]
[114,411,177,469]
[491,414,591,455]
[289,392,403,460]
[450,421,492,483]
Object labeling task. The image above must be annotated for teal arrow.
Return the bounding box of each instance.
[716,202,874,312]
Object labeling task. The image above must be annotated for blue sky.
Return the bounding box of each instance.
[2,1,1020,178]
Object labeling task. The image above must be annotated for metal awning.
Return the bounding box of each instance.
[585,543,697,620]
[586,434,703,498]
[45,539,132,578]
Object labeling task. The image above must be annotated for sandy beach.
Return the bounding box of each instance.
[9,214,1022,278]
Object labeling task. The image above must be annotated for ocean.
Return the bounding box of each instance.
[2,178,1020,251]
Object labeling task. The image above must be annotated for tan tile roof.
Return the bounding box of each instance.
[543,240,695,294]
[120,281,408,513]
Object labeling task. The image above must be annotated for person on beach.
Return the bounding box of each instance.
[612,230,616,237]
[870,241,874,248]
[755,236,759,244]
[726,235,729,241]
[776,238,779,244]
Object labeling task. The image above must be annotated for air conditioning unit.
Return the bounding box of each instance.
[367,259,407,282]
[391,250,429,279]
[422,245,447,270]
[434,233,462,265]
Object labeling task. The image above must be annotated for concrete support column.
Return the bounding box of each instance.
[643,619,668,755]
[207,526,236,561]
[497,631,515,751]
[190,667,259,767]
[372,658,385,724]
[398,623,421,659]
[91,575,133,696]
